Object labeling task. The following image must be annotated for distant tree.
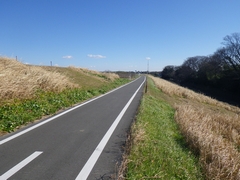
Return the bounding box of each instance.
[161,65,177,80]
[218,33,240,78]
[175,56,206,83]
[161,32,240,95]
[197,55,225,86]
[174,65,192,83]
[182,56,205,72]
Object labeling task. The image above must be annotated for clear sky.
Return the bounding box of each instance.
[1,0,240,71]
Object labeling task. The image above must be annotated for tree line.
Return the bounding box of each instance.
[161,33,240,97]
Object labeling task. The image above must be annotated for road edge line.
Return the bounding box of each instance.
[75,77,146,180]
[0,77,141,146]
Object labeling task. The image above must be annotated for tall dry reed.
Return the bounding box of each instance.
[68,66,119,81]
[175,106,240,179]
[150,75,240,113]
[0,57,76,101]
[150,75,240,179]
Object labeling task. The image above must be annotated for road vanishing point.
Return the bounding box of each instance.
[0,76,146,180]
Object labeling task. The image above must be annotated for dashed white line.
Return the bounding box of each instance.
[0,151,43,180]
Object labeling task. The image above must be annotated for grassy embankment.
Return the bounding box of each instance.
[122,76,240,180]
[0,57,130,133]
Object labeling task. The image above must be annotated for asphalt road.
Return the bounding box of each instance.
[0,76,146,180]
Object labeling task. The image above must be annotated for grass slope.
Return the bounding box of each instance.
[0,57,129,133]
[41,66,119,89]
[123,75,240,180]
[150,75,240,179]
[124,78,203,179]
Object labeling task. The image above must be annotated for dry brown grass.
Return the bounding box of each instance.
[150,76,240,114]
[118,121,146,180]
[0,57,120,103]
[102,72,120,81]
[175,106,240,179]
[150,75,240,179]
[68,66,119,82]
[0,57,76,101]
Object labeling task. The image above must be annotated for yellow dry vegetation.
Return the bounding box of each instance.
[0,57,76,101]
[0,57,119,103]
[150,75,240,179]
[68,66,119,82]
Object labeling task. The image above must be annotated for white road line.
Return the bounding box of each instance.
[0,151,43,180]
[75,77,146,180]
[0,77,141,146]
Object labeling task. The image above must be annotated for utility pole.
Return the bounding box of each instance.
[146,57,150,74]
[147,59,149,74]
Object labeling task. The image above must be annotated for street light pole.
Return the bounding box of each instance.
[147,59,149,74]
[146,57,150,74]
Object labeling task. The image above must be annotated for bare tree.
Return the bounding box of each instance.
[161,65,177,80]
[182,56,206,72]
[220,33,240,77]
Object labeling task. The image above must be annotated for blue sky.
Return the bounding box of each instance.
[1,0,240,71]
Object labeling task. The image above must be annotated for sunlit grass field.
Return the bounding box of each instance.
[122,76,240,179]
[150,75,240,179]
[121,78,204,179]
[0,57,121,103]
[0,57,128,133]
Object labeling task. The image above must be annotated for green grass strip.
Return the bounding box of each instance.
[0,78,130,133]
[126,78,204,179]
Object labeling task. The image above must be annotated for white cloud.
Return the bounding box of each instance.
[87,54,106,59]
[146,57,151,60]
[62,55,73,59]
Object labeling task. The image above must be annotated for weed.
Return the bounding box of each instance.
[0,57,76,102]
[122,77,203,179]
[0,58,129,133]
[0,79,129,132]
[150,75,240,179]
